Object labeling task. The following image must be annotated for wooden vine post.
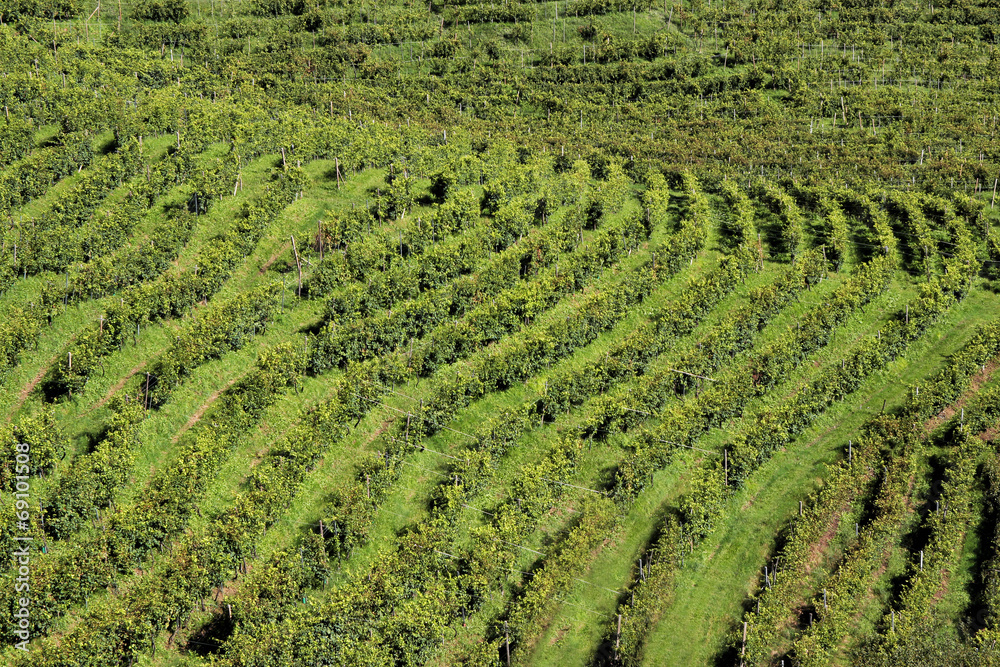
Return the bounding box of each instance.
[504,621,511,666]
[614,613,621,659]
[291,235,303,297]
[740,620,747,663]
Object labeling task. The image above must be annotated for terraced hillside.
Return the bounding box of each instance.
[1,0,1000,665]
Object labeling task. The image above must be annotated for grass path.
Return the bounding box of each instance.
[4,347,70,422]
[637,284,1000,666]
[518,266,882,666]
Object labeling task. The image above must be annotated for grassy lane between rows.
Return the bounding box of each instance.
[638,283,1000,667]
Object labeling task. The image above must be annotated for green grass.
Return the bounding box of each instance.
[2,113,993,667]
[515,268,873,665]
[636,282,1000,667]
[428,252,850,663]
[251,196,695,585]
[1,156,344,568]
[23,160,367,640]
[497,259,978,665]
[176,188,704,650]
[5,0,1000,664]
